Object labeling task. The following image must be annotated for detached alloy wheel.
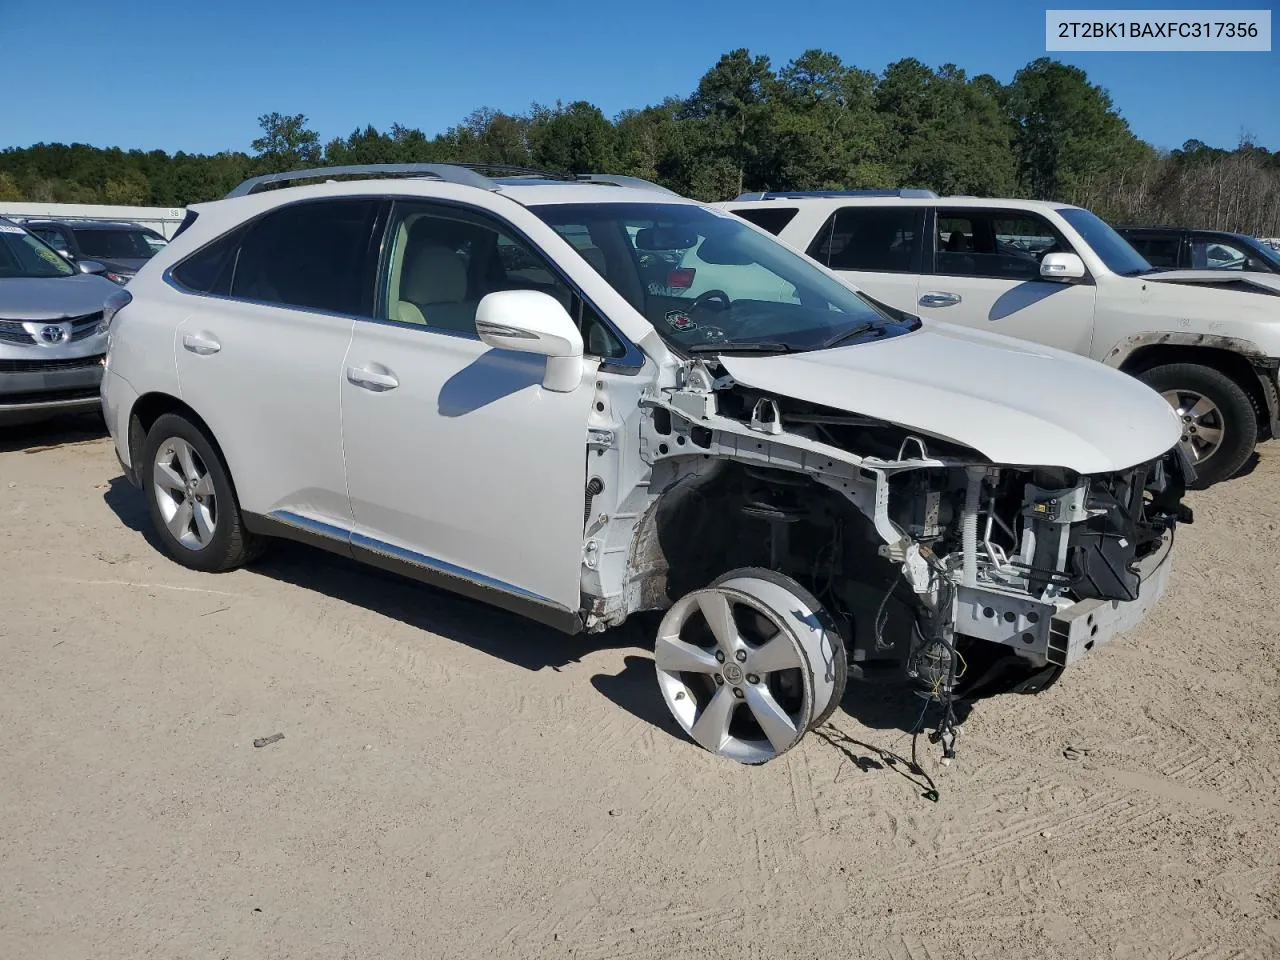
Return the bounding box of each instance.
[1137,363,1257,488]
[654,568,847,764]
[141,413,259,572]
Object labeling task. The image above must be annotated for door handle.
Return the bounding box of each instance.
[182,333,221,355]
[918,291,961,308]
[346,365,399,392]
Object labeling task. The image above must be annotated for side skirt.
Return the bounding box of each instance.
[243,511,585,635]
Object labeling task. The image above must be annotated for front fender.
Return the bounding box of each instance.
[1101,330,1272,368]
[1104,331,1280,435]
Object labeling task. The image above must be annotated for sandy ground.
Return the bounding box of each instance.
[1,417,1277,960]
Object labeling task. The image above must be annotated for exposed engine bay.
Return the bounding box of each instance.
[580,359,1194,763]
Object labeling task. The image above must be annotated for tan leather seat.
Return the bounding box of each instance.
[396,244,477,333]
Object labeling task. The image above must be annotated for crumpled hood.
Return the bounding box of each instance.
[718,322,1182,474]
[0,274,118,320]
[1141,269,1280,295]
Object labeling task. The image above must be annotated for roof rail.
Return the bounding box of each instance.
[733,188,939,201]
[225,163,498,198]
[225,163,686,200]
[575,173,680,196]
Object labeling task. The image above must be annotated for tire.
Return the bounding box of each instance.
[1137,363,1257,488]
[709,568,849,729]
[141,413,261,572]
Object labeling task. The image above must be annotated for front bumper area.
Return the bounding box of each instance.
[954,533,1174,668]
[0,354,105,425]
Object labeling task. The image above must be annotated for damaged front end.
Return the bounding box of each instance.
[597,358,1193,759]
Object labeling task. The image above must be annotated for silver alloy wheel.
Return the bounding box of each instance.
[655,574,840,764]
[1161,389,1225,463]
[152,437,217,550]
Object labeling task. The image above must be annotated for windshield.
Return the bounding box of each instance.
[1243,236,1280,270]
[1057,207,1152,276]
[72,227,162,260]
[0,223,77,279]
[531,202,918,352]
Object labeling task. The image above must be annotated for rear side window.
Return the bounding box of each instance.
[730,207,799,236]
[1124,233,1181,268]
[807,207,924,274]
[230,199,380,315]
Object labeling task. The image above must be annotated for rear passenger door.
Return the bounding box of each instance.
[171,197,380,530]
[803,205,923,314]
[916,208,1096,354]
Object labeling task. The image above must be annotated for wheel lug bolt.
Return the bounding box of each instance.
[746,673,759,684]
[732,687,744,699]
[735,650,747,663]
[714,674,724,685]
[715,650,725,663]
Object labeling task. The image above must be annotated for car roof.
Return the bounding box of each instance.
[723,195,1081,214]
[23,219,147,230]
[220,163,696,211]
[214,176,697,210]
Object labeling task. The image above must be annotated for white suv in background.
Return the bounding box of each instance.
[101,165,1191,766]
[722,190,1280,486]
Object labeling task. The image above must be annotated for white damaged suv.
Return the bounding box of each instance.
[101,165,1193,764]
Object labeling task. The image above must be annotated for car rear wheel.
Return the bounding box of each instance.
[654,568,847,764]
[141,413,260,572]
[1137,363,1257,488]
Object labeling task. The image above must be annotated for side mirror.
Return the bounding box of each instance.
[77,259,107,276]
[1040,252,1086,282]
[475,290,585,393]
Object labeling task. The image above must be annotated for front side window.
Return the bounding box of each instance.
[230,199,379,315]
[808,207,923,274]
[532,202,917,353]
[0,223,76,279]
[379,202,625,357]
[1056,207,1151,276]
[933,210,1065,281]
[1191,236,1249,270]
[72,228,164,260]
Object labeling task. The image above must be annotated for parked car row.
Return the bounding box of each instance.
[4,165,1276,766]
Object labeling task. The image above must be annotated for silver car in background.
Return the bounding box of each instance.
[0,218,120,425]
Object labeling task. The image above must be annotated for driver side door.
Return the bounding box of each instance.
[914,208,1097,355]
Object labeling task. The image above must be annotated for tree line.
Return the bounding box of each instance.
[2,51,1277,235]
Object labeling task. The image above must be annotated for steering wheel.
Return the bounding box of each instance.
[690,289,730,313]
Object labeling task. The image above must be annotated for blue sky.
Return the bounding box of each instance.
[4,0,1276,154]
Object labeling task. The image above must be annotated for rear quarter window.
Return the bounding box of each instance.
[729,207,799,236]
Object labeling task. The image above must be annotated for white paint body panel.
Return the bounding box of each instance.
[720,321,1183,473]
[174,299,354,526]
[341,322,594,610]
[909,274,1097,355]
